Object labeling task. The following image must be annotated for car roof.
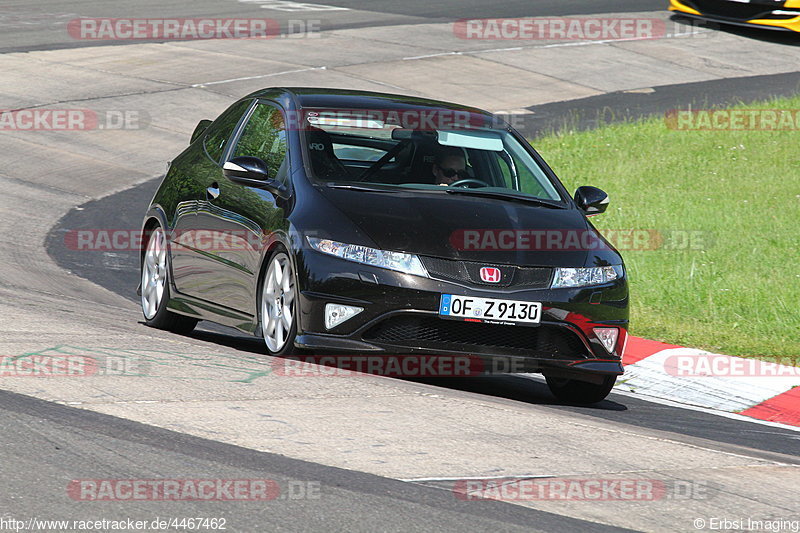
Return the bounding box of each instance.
[246,87,495,118]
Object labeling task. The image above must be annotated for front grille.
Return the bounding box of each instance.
[421,256,552,289]
[684,0,785,20]
[363,315,589,358]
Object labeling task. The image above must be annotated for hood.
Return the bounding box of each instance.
[316,187,622,268]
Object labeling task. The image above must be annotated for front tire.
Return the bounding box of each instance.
[259,249,298,356]
[545,375,616,405]
[140,225,197,335]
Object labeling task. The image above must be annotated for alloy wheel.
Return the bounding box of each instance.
[141,227,167,320]
[261,252,296,352]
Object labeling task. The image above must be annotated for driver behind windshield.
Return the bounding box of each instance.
[432,146,469,186]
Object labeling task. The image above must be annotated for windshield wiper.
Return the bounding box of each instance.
[326,184,399,193]
[445,188,565,209]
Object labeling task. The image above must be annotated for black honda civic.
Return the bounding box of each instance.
[139,87,629,404]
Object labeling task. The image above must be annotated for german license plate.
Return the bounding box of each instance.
[439,294,541,325]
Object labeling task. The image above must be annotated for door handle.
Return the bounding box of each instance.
[206,184,220,200]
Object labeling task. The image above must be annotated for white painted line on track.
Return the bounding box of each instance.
[401,28,715,61]
[403,51,462,61]
[238,0,349,11]
[400,474,554,483]
[191,66,327,87]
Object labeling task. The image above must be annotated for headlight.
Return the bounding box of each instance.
[307,237,428,277]
[551,265,622,288]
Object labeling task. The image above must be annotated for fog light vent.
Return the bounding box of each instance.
[325,303,363,330]
[593,327,619,354]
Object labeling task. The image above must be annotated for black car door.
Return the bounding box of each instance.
[192,100,291,314]
[170,99,253,297]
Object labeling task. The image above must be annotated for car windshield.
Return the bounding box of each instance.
[301,108,564,202]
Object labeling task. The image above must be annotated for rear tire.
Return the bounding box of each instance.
[545,375,616,405]
[140,225,198,335]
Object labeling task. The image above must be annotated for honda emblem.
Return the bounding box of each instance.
[480,266,501,283]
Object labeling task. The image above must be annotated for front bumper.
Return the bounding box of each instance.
[670,0,800,32]
[294,251,629,378]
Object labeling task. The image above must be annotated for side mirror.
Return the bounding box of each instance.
[223,156,288,197]
[191,119,212,144]
[574,186,609,215]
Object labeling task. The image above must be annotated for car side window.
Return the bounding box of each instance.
[203,100,252,163]
[490,148,552,199]
[493,152,514,188]
[231,103,289,183]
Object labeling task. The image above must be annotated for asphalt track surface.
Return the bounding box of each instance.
[2,389,634,533]
[6,0,800,531]
[1,0,666,52]
[522,71,800,137]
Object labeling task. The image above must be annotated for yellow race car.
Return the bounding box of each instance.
[669,0,800,32]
